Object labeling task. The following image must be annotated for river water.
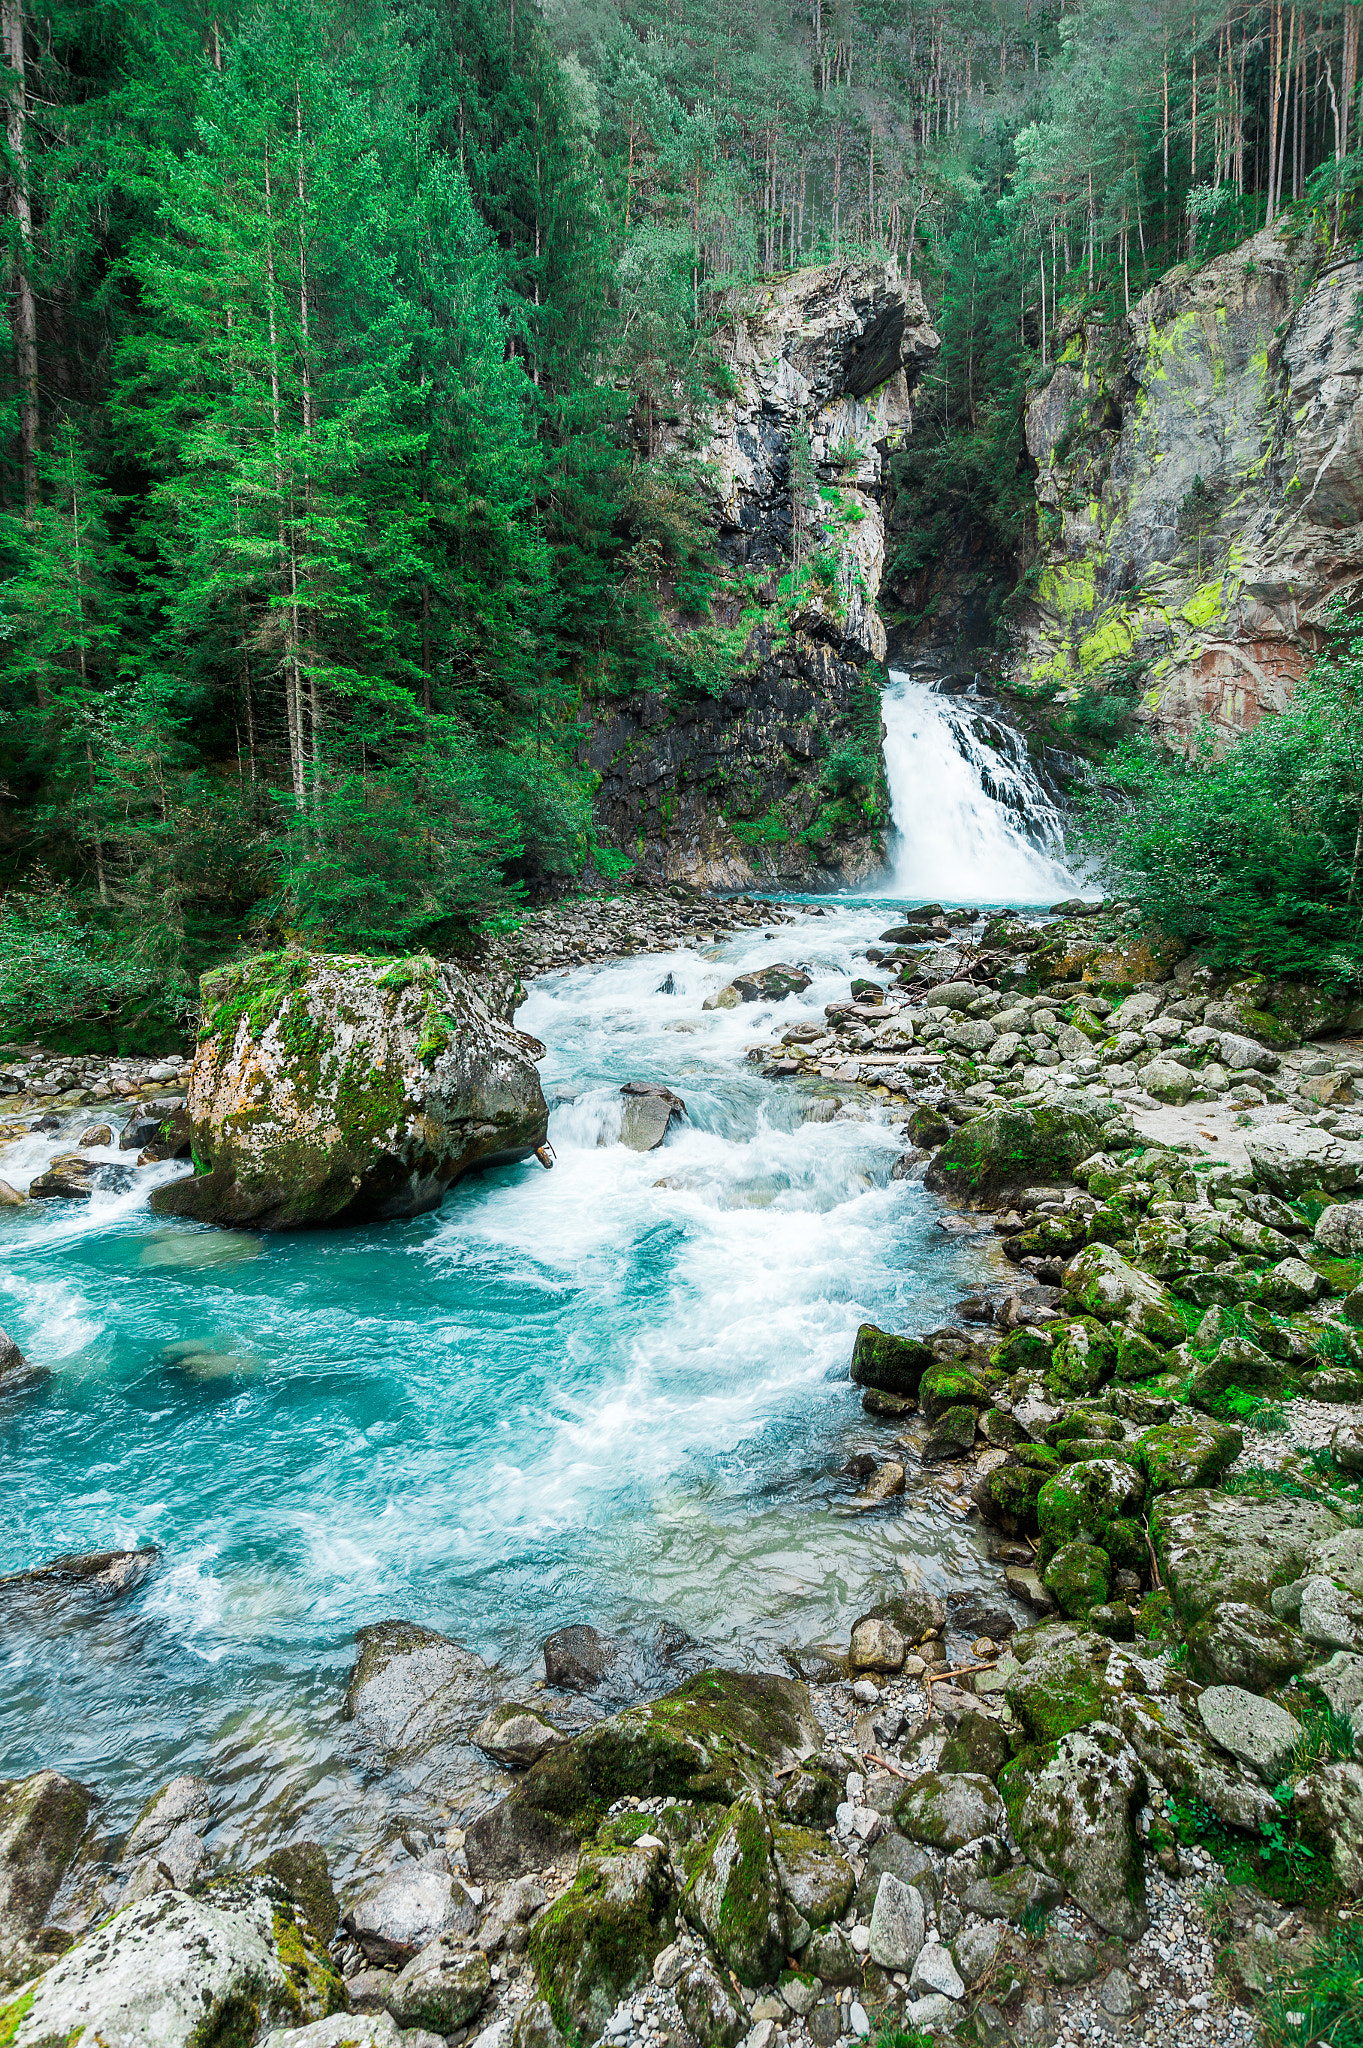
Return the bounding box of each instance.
[0,667,1077,1869]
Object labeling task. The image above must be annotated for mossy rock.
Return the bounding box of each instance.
[1045,1318,1117,1398]
[776,1764,841,1830]
[1187,1337,1286,1406]
[919,1363,995,1419]
[466,1671,820,1879]
[1115,1328,1168,1382]
[772,1824,854,1927]
[1047,1408,1123,1446]
[1138,1418,1243,1495]
[1002,1622,1109,1745]
[972,1462,1049,1535]
[259,1840,339,1947]
[996,1744,1057,1835]
[925,1102,1104,1205]
[990,1327,1055,1374]
[1037,1458,1145,1561]
[1043,1541,1112,1619]
[850,1325,934,1396]
[528,1840,677,2037]
[686,1791,787,1986]
[938,1710,1013,1780]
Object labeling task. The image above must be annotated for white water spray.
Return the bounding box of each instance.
[881,667,1084,903]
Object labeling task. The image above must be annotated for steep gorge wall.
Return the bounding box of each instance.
[584,260,940,888]
[1015,224,1363,738]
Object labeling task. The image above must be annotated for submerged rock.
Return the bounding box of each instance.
[618,1084,687,1152]
[0,1546,159,1603]
[150,951,548,1230]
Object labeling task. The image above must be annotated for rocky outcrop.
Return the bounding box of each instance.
[589,259,939,889]
[1016,224,1363,738]
[149,952,548,1231]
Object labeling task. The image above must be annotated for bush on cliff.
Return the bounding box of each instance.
[1078,631,1363,986]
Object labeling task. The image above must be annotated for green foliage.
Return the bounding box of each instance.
[1076,624,1363,985]
[1206,1386,1289,1432]
[1263,1924,1363,2048]
[1283,1697,1358,1777]
[0,887,169,1043]
[1167,1793,1333,1906]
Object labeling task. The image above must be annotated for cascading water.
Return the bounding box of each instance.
[881,665,1084,903]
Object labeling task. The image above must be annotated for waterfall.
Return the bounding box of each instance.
[881,666,1084,904]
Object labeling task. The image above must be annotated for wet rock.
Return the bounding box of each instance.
[28,1151,98,1200]
[922,1404,978,1462]
[852,1460,906,1505]
[867,1872,926,1971]
[388,1937,491,2032]
[849,1616,906,1673]
[1042,1541,1112,1620]
[895,1773,1007,1851]
[849,1324,933,1396]
[1187,1601,1312,1690]
[151,951,548,1230]
[342,1621,499,1789]
[0,1182,24,1208]
[78,1123,113,1147]
[1151,1490,1341,1625]
[543,1623,622,1692]
[1015,1723,1148,1938]
[0,1770,97,1987]
[347,1860,475,1963]
[260,1840,340,1946]
[8,1877,342,2046]
[125,1775,209,1858]
[473,1704,566,1770]
[730,964,812,1002]
[1004,1565,1055,1616]
[0,1545,159,1603]
[618,1084,687,1152]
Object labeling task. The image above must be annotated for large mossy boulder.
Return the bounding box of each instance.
[894,1773,1006,1851]
[1151,1490,1342,1626]
[151,951,548,1230]
[850,1325,933,1397]
[1015,1725,1148,1939]
[1138,1417,1242,1495]
[466,1671,820,1880]
[1037,1458,1146,1561]
[2,1878,343,2047]
[924,1103,1103,1207]
[1000,1622,1110,1746]
[528,1838,676,2037]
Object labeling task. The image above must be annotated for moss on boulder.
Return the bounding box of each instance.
[529,1839,677,2037]
[849,1325,934,1396]
[1045,1318,1118,1398]
[1042,1541,1113,1619]
[686,1791,787,1986]
[924,1103,1104,1206]
[151,951,548,1231]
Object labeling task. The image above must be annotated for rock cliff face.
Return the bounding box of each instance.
[587,260,939,889]
[1016,224,1363,738]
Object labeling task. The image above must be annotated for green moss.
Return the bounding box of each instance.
[271,1902,345,2020]
[0,1993,33,2048]
[529,1844,675,2034]
[186,1990,265,2048]
[1042,1540,1112,1618]
[997,1745,1057,1834]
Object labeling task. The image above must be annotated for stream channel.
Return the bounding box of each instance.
[0,668,1082,1878]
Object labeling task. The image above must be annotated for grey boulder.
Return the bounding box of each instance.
[867,1871,926,1971]
[1015,1723,1149,1938]
[388,1936,491,2031]
[1196,1685,1302,1784]
[347,1860,476,1963]
[0,1769,97,1986]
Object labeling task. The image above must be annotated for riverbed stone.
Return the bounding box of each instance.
[0,1769,97,1987]
[342,1621,500,1781]
[961,1867,1064,1924]
[895,1772,1007,1851]
[528,1837,676,2033]
[467,1671,819,1880]
[1015,1723,1148,1939]
[473,1704,566,1770]
[849,1325,935,1396]
[924,1103,1103,1206]
[849,1616,906,1673]
[922,1404,978,1461]
[910,1941,966,2002]
[686,1790,786,1986]
[866,1872,926,1971]
[1151,1489,1342,1625]
[773,1826,854,1925]
[348,1860,473,1963]
[618,1084,686,1151]
[1196,1686,1301,1783]
[1061,1244,1173,1324]
[1186,1601,1312,1690]
[29,1150,98,1199]
[0,1327,37,1394]
[675,1953,747,2046]
[1115,1687,1278,1831]
[388,1937,492,2032]
[124,1775,209,1858]
[3,1877,343,2047]
[1293,1762,1363,1894]
[1037,1457,1145,1558]
[1248,1123,1363,1195]
[265,2018,402,2048]
[151,950,548,1229]
[1042,1541,1112,1620]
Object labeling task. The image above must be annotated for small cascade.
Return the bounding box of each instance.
[881,665,1083,903]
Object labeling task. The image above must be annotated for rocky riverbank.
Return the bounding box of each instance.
[4,890,1363,2048]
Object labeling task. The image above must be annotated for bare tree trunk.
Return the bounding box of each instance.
[263,140,306,814]
[4,0,37,519]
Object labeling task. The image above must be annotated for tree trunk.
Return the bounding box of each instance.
[4,0,37,519]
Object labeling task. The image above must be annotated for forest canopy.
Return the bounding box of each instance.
[3,0,1363,1042]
